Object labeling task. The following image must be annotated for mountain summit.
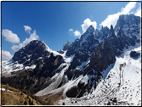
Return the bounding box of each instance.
[12,40,50,65]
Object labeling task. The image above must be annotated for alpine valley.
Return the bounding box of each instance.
[1,14,141,105]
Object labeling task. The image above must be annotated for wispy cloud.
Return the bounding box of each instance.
[100,1,137,28]
[73,30,81,37]
[12,26,39,52]
[135,4,141,17]
[2,29,20,43]
[121,1,137,14]
[24,25,32,34]
[81,18,97,33]
[1,50,13,61]
[69,28,73,32]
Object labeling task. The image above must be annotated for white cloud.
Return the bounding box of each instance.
[24,25,32,34]
[69,29,73,32]
[135,5,141,17]
[73,30,81,37]
[2,29,20,43]
[12,30,39,52]
[81,18,97,33]
[100,13,121,29]
[121,2,136,14]
[1,50,13,61]
[100,2,137,28]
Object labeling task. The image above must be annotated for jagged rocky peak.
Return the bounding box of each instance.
[26,40,48,50]
[116,14,140,27]
[12,40,50,65]
[100,26,110,34]
[85,15,140,73]
[95,26,111,41]
[63,41,71,51]
[85,25,94,33]
[80,25,95,41]
[66,25,99,56]
[115,14,140,38]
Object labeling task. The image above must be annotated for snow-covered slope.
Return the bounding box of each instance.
[2,60,36,76]
[34,52,75,96]
[58,44,141,105]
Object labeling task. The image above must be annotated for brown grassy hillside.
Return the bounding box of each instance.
[1,84,41,105]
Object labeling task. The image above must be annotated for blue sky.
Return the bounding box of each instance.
[1,1,141,61]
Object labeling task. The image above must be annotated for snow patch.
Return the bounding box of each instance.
[0,88,12,92]
[101,63,115,80]
[76,57,90,70]
[25,65,36,69]
[2,61,24,75]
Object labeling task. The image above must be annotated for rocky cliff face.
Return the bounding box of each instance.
[12,40,65,78]
[12,40,50,65]
[2,14,141,101]
[84,16,140,73]
[64,14,140,80]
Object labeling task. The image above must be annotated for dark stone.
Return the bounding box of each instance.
[130,51,140,59]
[62,102,65,105]
[107,101,111,105]
[66,86,79,97]
[66,79,90,98]
[65,69,82,80]
[113,98,117,103]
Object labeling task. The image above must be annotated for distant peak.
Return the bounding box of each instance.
[29,40,43,44]
[89,25,93,28]
[85,25,95,33]
[88,25,94,29]
[119,14,136,20]
[63,41,71,51]
[115,14,140,28]
[27,40,48,47]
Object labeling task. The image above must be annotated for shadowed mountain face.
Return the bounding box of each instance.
[12,40,50,65]
[2,14,141,101]
[12,40,65,78]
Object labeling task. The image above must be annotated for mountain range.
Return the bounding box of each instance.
[1,14,141,105]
